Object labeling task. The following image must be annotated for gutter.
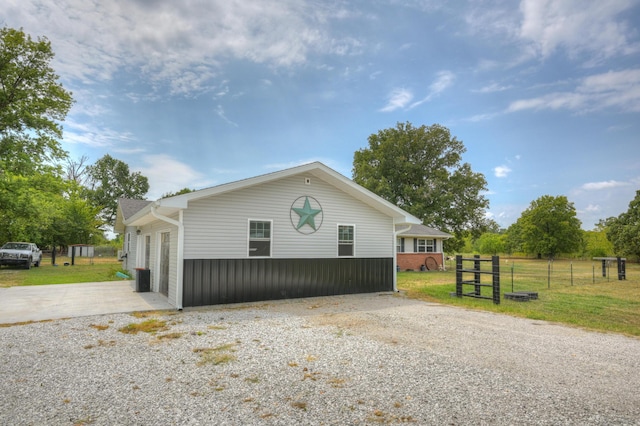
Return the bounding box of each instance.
[393,224,413,292]
[150,204,184,311]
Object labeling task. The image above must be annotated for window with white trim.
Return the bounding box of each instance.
[396,237,405,253]
[249,220,272,257]
[338,225,354,257]
[415,238,435,253]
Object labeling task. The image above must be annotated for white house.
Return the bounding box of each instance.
[115,162,421,309]
[395,224,452,271]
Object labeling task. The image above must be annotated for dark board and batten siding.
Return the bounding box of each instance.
[182,258,393,307]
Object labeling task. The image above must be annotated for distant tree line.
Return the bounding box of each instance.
[353,121,638,261]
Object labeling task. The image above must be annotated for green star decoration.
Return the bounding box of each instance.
[292,197,322,230]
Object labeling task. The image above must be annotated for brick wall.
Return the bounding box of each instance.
[397,253,444,271]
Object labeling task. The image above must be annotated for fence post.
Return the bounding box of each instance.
[492,255,500,305]
[455,255,462,297]
[474,254,481,296]
[618,257,626,280]
[511,262,514,293]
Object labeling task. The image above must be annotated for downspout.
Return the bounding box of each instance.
[393,224,412,292]
[150,204,185,310]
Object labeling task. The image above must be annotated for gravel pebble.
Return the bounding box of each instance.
[1,293,639,425]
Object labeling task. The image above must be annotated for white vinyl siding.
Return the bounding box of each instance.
[122,228,137,271]
[130,219,178,306]
[396,237,405,253]
[402,237,443,253]
[183,174,393,259]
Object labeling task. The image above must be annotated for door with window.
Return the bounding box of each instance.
[159,232,170,296]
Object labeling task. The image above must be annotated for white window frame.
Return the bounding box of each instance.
[143,234,151,269]
[337,224,355,257]
[417,238,435,253]
[248,219,273,258]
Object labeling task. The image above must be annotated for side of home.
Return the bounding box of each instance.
[396,224,452,271]
[115,162,421,309]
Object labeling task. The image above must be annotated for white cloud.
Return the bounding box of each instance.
[494,165,512,178]
[464,112,499,122]
[410,71,455,108]
[5,0,362,96]
[214,105,238,127]
[429,70,455,93]
[473,82,512,93]
[584,204,601,212]
[519,0,638,63]
[507,68,640,113]
[63,119,137,148]
[136,154,215,200]
[581,180,630,191]
[379,88,414,112]
[466,0,638,68]
[381,71,454,112]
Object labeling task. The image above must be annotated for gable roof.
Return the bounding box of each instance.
[396,224,452,239]
[114,198,152,233]
[117,162,421,230]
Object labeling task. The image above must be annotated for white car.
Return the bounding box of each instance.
[0,242,42,269]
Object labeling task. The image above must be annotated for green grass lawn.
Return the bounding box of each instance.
[0,255,128,287]
[399,257,640,337]
[3,254,639,337]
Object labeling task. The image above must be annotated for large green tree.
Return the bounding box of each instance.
[353,122,489,251]
[0,27,78,245]
[0,27,73,175]
[606,190,640,260]
[507,195,583,258]
[86,154,149,227]
[0,172,100,247]
[473,232,506,255]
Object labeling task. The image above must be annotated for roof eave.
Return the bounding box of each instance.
[121,161,421,227]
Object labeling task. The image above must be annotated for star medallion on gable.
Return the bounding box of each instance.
[292,196,322,230]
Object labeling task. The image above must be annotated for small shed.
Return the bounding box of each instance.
[69,244,94,257]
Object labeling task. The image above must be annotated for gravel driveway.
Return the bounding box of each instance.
[2,293,639,425]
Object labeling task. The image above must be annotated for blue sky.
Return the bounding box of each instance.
[5,0,640,230]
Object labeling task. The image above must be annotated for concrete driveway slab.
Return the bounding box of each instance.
[0,281,174,324]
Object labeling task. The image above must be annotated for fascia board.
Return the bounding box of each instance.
[124,161,421,226]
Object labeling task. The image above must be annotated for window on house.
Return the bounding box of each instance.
[144,235,151,269]
[338,225,354,256]
[415,238,435,253]
[249,220,271,257]
[396,237,405,253]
